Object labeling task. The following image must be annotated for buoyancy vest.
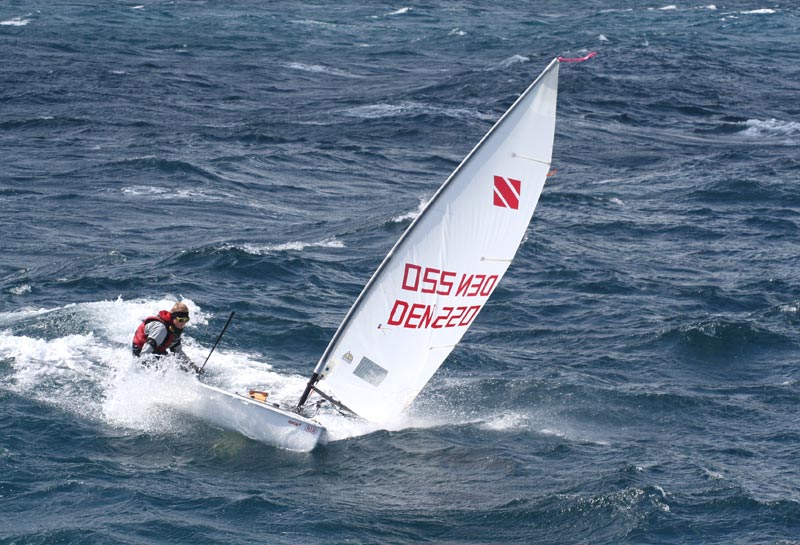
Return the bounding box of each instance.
[132,310,179,355]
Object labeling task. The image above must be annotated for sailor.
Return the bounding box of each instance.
[132,301,202,375]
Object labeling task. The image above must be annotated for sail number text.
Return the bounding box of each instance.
[384,263,499,329]
[400,263,498,297]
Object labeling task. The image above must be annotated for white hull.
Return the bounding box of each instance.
[188,383,327,451]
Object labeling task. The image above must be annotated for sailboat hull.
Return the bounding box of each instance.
[188,383,327,451]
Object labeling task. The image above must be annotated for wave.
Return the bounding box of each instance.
[120,185,226,202]
[285,62,363,79]
[7,285,31,295]
[0,115,88,130]
[740,118,800,142]
[642,4,718,12]
[390,196,428,223]
[740,9,777,15]
[341,100,495,122]
[0,16,31,26]
[495,54,530,69]
[105,156,220,181]
[657,318,788,358]
[0,188,41,198]
[229,238,346,255]
[686,178,775,204]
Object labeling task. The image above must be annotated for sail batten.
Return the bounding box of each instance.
[512,153,551,165]
[302,58,560,422]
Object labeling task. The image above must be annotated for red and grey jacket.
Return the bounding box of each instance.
[132,310,182,356]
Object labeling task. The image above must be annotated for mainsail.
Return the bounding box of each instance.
[299,58,560,422]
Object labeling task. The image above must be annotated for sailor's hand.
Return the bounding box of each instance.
[178,359,204,376]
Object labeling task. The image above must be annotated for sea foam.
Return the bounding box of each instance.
[0,17,30,26]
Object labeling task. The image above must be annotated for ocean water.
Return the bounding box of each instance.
[2,1,800,543]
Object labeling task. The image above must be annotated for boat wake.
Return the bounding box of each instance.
[0,298,460,445]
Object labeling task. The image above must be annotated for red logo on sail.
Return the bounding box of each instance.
[493,176,521,209]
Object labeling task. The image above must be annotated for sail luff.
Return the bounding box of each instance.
[299,58,560,418]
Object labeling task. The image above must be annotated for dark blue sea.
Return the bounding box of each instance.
[2,1,799,543]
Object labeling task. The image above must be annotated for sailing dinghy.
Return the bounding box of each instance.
[193,57,561,451]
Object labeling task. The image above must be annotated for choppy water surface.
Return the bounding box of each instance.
[2,2,799,543]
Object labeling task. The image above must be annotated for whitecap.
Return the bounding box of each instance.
[703,467,725,480]
[392,196,428,223]
[386,7,411,16]
[121,185,166,196]
[497,54,529,68]
[291,18,337,29]
[342,101,495,122]
[343,102,418,119]
[741,118,800,140]
[539,427,567,438]
[475,412,525,431]
[236,238,345,255]
[740,8,776,14]
[285,62,362,79]
[0,17,30,26]
[120,185,223,201]
[9,285,31,295]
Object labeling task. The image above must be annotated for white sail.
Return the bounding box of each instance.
[308,59,560,422]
